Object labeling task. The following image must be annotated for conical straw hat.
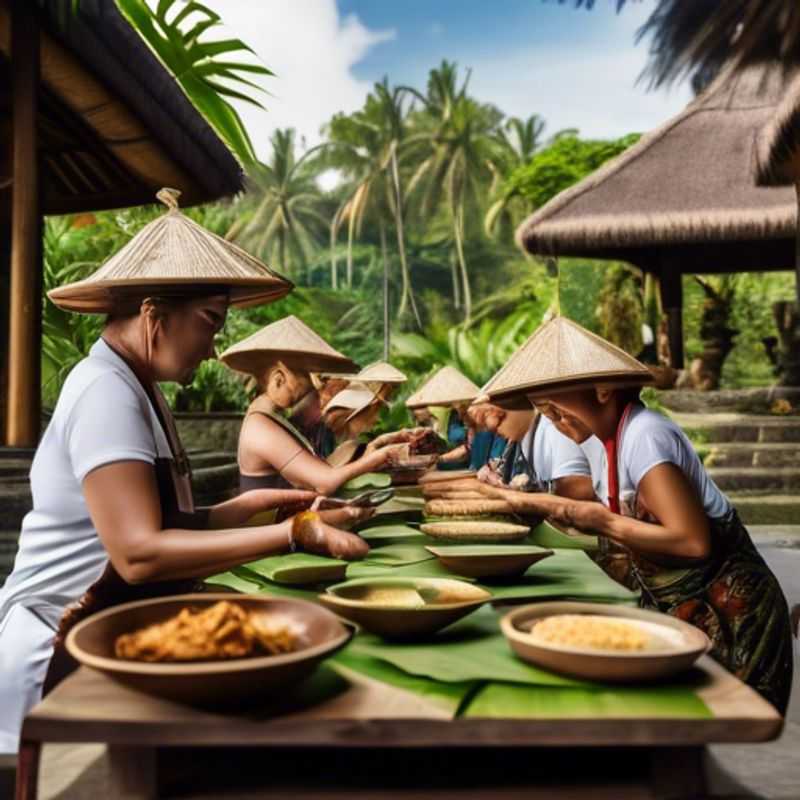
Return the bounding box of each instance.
[322,386,384,422]
[405,366,480,409]
[220,315,358,377]
[357,361,407,384]
[48,188,292,313]
[484,316,653,405]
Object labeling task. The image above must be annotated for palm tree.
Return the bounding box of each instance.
[226,129,328,278]
[325,79,422,330]
[485,114,546,238]
[565,0,800,87]
[405,61,505,321]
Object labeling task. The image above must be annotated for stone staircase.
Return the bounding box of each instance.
[672,412,800,526]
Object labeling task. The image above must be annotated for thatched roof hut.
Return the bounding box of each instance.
[514,61,798,368]
[755,70,800,187]
[1,0,246,446]
[0,0,243,216]
[517,62,796,273]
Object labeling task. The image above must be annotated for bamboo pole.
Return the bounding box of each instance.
[6,0,41,447]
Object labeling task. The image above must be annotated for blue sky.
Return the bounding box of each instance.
[203,0,692,159]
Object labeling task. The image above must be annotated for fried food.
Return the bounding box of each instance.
[115,600,301,662]
[529,614,649,652]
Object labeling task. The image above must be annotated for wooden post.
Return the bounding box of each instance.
[6,0,41,447]
[659,267,684,369]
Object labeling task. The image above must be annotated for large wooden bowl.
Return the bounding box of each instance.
[501,602,711,684]
[65,594,353,707]
[319,577,489,639]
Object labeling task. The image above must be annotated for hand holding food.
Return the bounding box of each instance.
[291,511,369,559]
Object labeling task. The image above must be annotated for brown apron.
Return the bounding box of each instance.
[42,381,208,695]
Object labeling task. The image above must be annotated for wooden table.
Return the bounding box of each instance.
[17,655,782,800]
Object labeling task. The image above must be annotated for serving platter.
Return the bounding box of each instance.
[425,544,554,578]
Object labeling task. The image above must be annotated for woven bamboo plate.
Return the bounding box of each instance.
[420,520,530,543]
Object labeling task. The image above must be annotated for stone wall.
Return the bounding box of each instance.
[656,387,800,415]
[174,412,243,453]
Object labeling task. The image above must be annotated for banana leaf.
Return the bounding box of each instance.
[341,473,392,492]
[356,512,421,530]
[464,681,711,719]
[244,553,347,585]
[333,650,475,715]
[527,521,598,551]
[357,523,425,542]
[477,549,637,604]
[346,558,468,581]
[231,566,321,601]
[205,571,262,593]
[349,607,590,688]
[363,543,437,567]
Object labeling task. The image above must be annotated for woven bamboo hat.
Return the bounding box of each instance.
[219,315,358,377]
[48,188,292,313]
[405,366,481,409]
[484,316,653,407]
[323,386,385,422]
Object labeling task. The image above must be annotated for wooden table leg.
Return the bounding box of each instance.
[15,739,41,800]
[107,746,156,800]
[649,747,707,800]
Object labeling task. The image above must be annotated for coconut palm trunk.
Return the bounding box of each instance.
[379,219,390,359]
[453,203,472,321]
[389,144,422,328]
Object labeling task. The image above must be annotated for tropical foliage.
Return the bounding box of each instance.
[42,7,798,419]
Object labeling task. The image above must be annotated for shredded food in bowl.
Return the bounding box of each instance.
[114,600,301,662]
[529,614,650,652]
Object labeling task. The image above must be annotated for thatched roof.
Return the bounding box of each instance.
[516,62,798,273]
[755,69,800,186]
[0,0,243,216]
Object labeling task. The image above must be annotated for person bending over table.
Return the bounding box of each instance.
[227,356,404,495]
[480,319,792,713]
[0,291,370,755]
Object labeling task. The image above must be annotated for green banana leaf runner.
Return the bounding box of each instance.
[242,553,348,585]
[341,472,392,492]
[527,520,598,551]
[357,523,425,543]
[464,681,712,719]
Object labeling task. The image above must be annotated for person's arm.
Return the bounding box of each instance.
[438,444,468,464]
[83,461,369,584]
[552,475,597,501]
[478,463,710,561]
[206,488,318,528]
[245,415,402,495]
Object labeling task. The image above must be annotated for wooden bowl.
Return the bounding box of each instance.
[501,602,711,683]
[319,577,490,639]
[420,520,530,543]
[65,594,353,707]
[425,544,554,578]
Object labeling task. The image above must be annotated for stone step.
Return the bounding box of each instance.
[0,484,32,532]
[729,494,800,527]
[673,412,800,443]
[0,529,20,587]
[0,458,32,478]
[704,442,800,469]
[709,467,800,492]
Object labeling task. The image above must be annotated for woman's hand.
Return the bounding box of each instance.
[291,512,369,560]
[476,464,505,487]
[370,442,408,468]
[317,505,376,530]
[366,429,412,454]
[209,488,318,528]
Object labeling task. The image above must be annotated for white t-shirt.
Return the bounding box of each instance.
[521,415,591,487]
[0,338,172,627]
[581,405,731,520]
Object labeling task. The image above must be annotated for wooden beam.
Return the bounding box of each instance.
[659,267,684,370]
[6,0,41,446]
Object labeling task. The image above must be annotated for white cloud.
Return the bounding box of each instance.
[467,3,693,140]
[199,0,395,159]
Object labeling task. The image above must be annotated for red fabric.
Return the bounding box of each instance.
[604,403,634,515]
